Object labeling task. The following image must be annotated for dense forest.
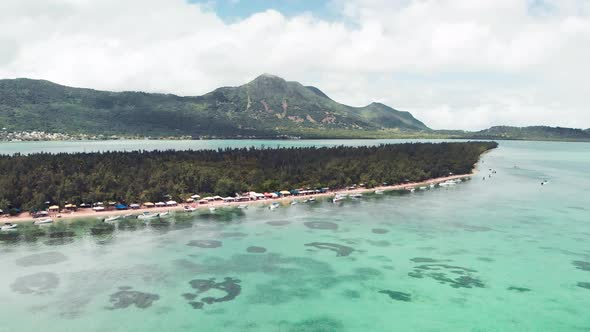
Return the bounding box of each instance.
[0,142,497,212]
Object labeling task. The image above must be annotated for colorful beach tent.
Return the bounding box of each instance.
[115,204,128,210]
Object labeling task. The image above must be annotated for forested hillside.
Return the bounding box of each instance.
[0,74,428,138]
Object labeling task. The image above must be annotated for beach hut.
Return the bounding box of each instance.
[213,196,224,201]
[223,197,236,202]
[190,194,201,199]
[129,203,140,209]
[165,200,178,206]
[186,198,195,203]
[263,192,273,198]
[198,199,208,205]
[64,203,76,209]
[203,197,215,202]
[155,202,166,207]
[48,205,59,211]
[144,202,155,208]
[115,204,128,210]
[280,190,291,196]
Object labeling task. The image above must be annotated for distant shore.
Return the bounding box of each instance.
[2,173,474,224]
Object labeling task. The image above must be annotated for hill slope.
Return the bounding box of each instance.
[0,74,428,137]
[467,126,590,141]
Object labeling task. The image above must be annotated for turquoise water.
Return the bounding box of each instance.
[0,139,458,155]
[0,140,589,331]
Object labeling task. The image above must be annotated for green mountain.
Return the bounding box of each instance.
[0,74,428,138]
[466,126,590,141]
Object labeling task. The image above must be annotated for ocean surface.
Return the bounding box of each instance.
[0,139,589,332]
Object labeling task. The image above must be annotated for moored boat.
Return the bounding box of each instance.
[374,189,384,194]
[137,212,159,220]
[184,206,197,212]
[333,195,345,203]
[1,223,17,231]
[104,215,121,223]
[34,217,53,225]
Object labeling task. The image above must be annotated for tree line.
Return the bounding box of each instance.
[0,142,497,212]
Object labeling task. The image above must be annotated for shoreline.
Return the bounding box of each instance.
[2,172,475,224]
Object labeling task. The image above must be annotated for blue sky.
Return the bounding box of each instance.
[191,0,335,21]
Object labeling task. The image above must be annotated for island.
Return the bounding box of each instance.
[0,141,497,220]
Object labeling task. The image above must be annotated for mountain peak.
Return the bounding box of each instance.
[250,73,286,83]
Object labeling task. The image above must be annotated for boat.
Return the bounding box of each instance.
[184,206,197,212]
[209,207,216,212]
[429,184,435,188]
[269,202,280,210]
[374,189,384,194]
[351,193,363,199]
[1,223,17,231]
[290,200,299,205]
[104,215,121,223]
[123,214,136,219]
[137,212,159,220]
[237,204,248,209]
[419,186,427,190]
[159,211,171,218]
[34,217,53,225]
[407,188,416,193]
[333,195,345,203]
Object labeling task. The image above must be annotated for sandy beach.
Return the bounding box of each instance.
[1,173,474,224]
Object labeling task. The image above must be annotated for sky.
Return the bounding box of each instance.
[1,0,589,130]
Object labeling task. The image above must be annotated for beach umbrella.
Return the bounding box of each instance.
[48,205,59,210]
[186,198,195,203]
[280,190,291,196]
[190,194,201,199]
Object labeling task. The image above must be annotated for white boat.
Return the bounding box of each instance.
[34,217,53,225]
[184,206,197,212]
[1,223,17,231]
[237,204,248,209]
[209,207,216,212]
[429,184,435,188]
[269,202,280,210]
[419,186,427,190]
[351,193,363,199]
[290,200,299,205]
[159,211,171,218]
[137,212,159,220]
[374,189,384,194]
[333,195,345,203]
[104,215,121,223]
[407,188,416,193]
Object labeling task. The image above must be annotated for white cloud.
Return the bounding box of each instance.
[1,0,589,130]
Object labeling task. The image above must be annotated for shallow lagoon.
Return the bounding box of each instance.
[1,140,589,331]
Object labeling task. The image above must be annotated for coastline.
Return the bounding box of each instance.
[2,172,475,224]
